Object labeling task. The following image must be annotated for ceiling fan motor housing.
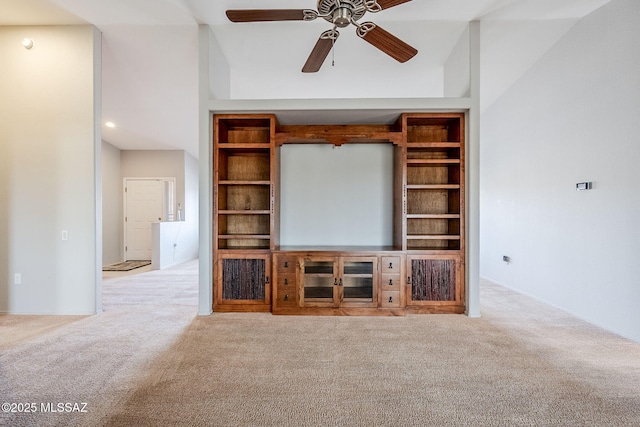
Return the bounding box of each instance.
[318,0,367,26]
[332,8,352,27]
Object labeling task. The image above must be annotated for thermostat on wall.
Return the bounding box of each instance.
[576,182,592,191]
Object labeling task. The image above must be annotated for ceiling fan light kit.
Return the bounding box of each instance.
[226,0,417,73]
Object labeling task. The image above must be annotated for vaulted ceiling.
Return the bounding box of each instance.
[1,0,612,158]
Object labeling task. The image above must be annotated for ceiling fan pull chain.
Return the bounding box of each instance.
[332,33,335,66]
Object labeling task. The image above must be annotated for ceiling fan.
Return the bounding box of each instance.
[226,0,418,73]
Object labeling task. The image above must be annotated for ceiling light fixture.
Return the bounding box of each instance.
[22,38,34,49]
[105,122,116,128]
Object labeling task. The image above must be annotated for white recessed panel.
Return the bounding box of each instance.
[280,144,393,246]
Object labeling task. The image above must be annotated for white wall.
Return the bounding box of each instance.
[198,24,213,315]
[102,141,122,265]
[479,19,578,112]
[444,26,470,98]
[121,150,185,215]
[152,221,193,269]
[209,29,230,100]
[0,25,100,314]
[280,144,393,246]
[480,0,640,342]
[215,22,467,100]
[182,151,199,261]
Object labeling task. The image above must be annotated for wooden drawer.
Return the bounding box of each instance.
[277,274,296,289]
[381,274,401,291]
[275,257,297,273]
[381,257,401,274]
[275,290,297,307]
[380,291,401,308]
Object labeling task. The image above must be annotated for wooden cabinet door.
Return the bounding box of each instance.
[406,255,463,309]
[215,253,271,310]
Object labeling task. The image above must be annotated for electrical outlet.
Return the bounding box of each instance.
[14,273,21,285]
[503,256,510,263]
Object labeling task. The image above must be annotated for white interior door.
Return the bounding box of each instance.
[125,179,164,261]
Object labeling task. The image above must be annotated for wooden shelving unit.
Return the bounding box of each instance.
[403,114,464,253]
[213,112,465,315]
[402,113,465,312]
[213,115,277,311]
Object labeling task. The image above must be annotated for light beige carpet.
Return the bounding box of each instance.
[1,261,639,426]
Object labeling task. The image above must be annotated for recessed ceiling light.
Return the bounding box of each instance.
[105,122,116,128]
[22,38,34,49]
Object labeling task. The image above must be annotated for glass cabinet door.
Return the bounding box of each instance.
[340,257,378,308]
[302,258,337,307]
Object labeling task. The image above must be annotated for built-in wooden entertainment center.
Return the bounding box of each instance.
[213,112,465,315]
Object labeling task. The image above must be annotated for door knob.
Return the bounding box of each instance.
[388,296,393,303]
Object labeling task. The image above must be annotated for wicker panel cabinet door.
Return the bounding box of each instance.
[215,253,271,311]
[406,255,464,313]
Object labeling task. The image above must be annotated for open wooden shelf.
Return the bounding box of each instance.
[216,117,272,145]
[217,143,271,149]
[218,180,271,186]
[404,113,464,261]
[407,214,460,219]
[407,235,461,240]
[219,234,271,240]
[407,184,461,189]
[219,210,271,215]
[407,159,460,164]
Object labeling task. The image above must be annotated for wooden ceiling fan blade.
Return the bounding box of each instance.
[302,30,339,73]
[358,23,417,63]
[226,9,308,23]
[376,0,413,10]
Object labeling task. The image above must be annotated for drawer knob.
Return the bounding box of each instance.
[388,279,393,286]
[334,278,338,286]
[284,294,289,301]
[265,276,269,284]
[284,261,289,268]
[388,296,393,303]
[389,262,393,269]
[284,278,288,285]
